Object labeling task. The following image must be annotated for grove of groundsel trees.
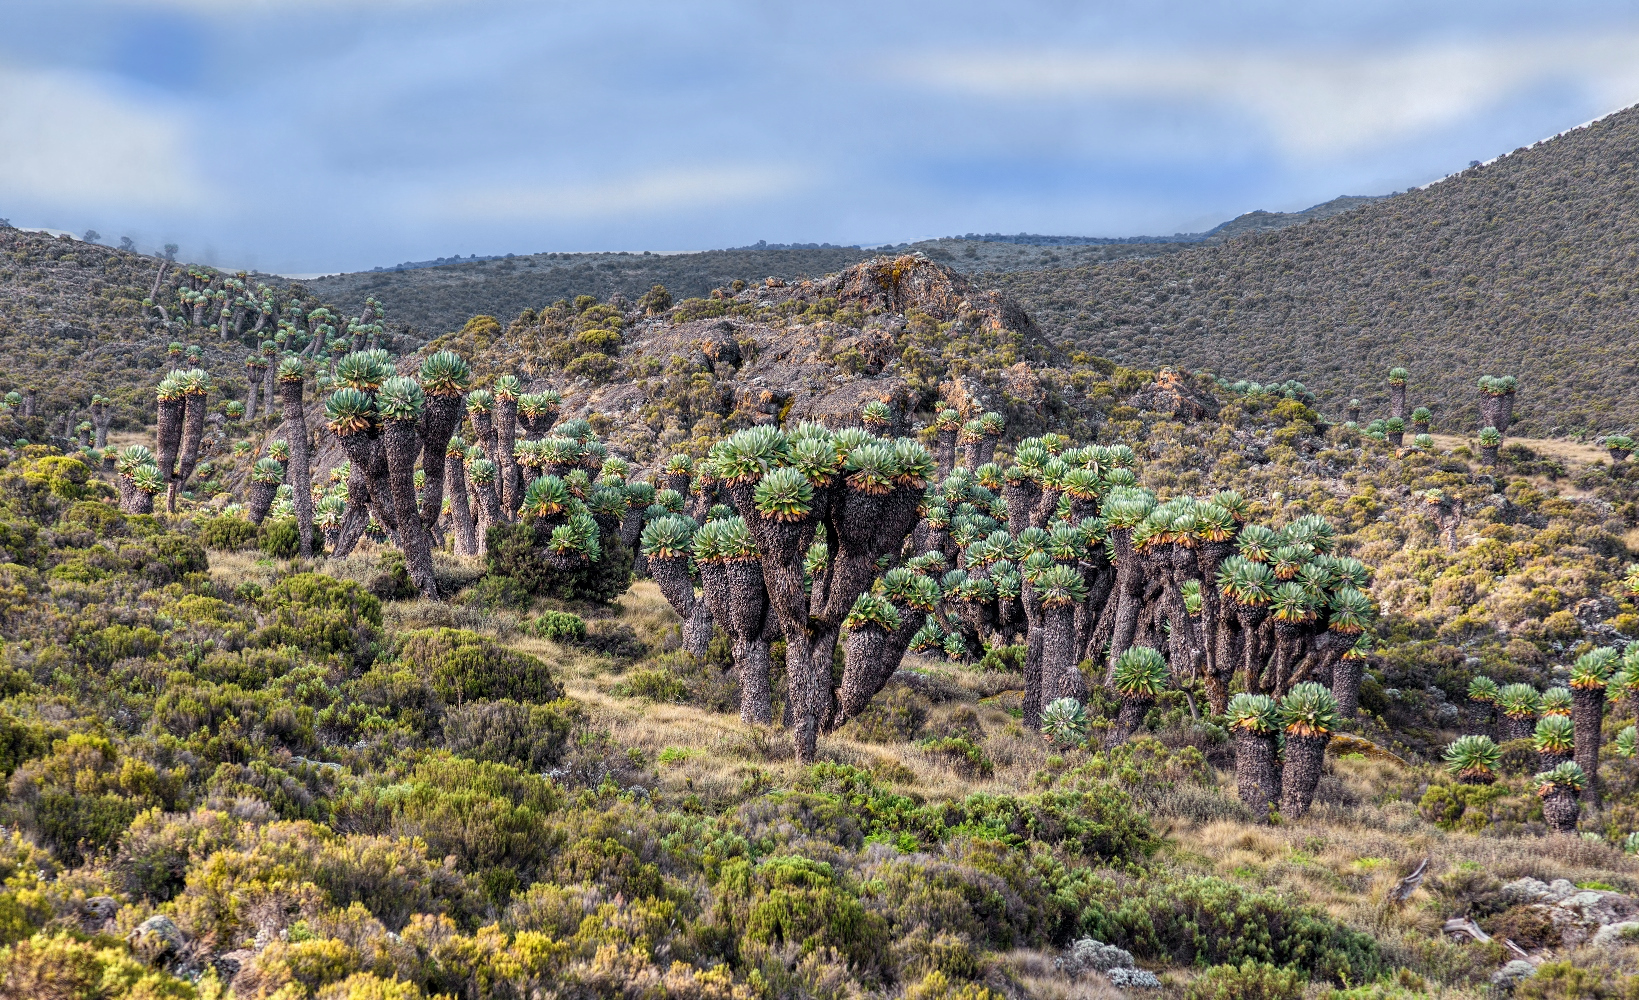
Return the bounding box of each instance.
[128,310,1380,781]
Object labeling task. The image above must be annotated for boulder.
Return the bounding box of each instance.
[1126,369,1219,422]
[1491,960,1537,991]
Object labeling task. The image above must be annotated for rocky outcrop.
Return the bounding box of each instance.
[1496,877,1639,948]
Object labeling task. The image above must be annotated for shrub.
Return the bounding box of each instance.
[1075,873,1379,983]
[530,610,587,642]
[256,573,383,669]
[459,574,530,612]
[442,698,582,770]
[919,736,994,778]
[259,517,300,558]
[1184,961,1304,1000]
[395,628,561,705]
[198,514,258,551]
[848,686,928,743]
[486,521,633,603]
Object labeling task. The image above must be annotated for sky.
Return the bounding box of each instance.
[4,1,1639,275]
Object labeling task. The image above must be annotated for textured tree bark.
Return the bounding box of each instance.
[1113,696,1152,743]
[278,378,315,556]
[1234,729,1282,820]
[419,395,465,529]
[264,365,276,423]
[1333,656,1365,719]
[1040,603,1081,703]
[1571,686,1605,807]
[445,453,477,556]
[243,367,262,422]
[155,394,185,507]
[725,478,822,762]
[837,623,891,722]
[383,419,438,598]
[1002,480,1041,538]
[1499,712,1536,744]
[330,466,374,558]
[471,408,499,468]
[494,395,522,518]
[1540,788,1579,833]
[1280,733,1329,820]
[247,481,276,524]
[168,387,210,513]
[935,426,958,479]
[1389,383,1406,420]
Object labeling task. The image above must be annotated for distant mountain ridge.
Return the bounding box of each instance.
[991,104,1639,436]
[948,196,1387,246]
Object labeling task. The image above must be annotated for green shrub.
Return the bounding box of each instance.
[198,514,258,551]
[460,574,530,612]
[396,628,561,705]
[1076,873,1379,984]
[530,610,586,642]
[442,698,582,770]
[1185,961,1304,1000]
[256,573,382,669]
[259,517,300,558]
[617,667,689,703]
[919,736,993,779]
[369,549,417,601]
[847,685,928,743]
[485,520,632,603]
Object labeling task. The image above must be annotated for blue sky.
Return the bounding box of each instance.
[4,1,1639,275]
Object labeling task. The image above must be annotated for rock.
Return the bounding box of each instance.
[1592,922,1639,947]
[1491,960,1538,991]
[1059,937,1135,976]
[128,915,188,969]
[1106,968,1163,989]
[1125,369,1219,422]
[80,895,119,932]
[213,949,254,981]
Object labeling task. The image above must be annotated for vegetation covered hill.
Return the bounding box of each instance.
[993,106,1639,437]
[0,250,1637,998]
[300,198,1383,340]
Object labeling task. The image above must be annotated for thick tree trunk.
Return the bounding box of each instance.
[1280,732,1329,820]
[383,420,438,598]
[494,396,522,518]
[836,622,889,722]
[1235,730,1282,820]
[935,428,958,480]
[244,369,262,423]
[1113,697,1152,743]
[419,395,465,528]
[737,638,774,725]
[264,366,277,423]
[1333,656,1365,719]
[278,379,315,557]
[1499,712,1536,744]
[155,395,185,504]
[446,453,477,556]
[116,475,140,514]
[247,481,276,524]
[471,476,501,555]
[330,465,374,558]
[169,389,209,512]
[1537,750,1572,772]
[1571,687,1604,807]
[654,557,713,659]
[1389,384,1406,420]
[471,409,498,466]
[1002,480,1041,538]
[1040,603,1081,703]
[1541,789,1579,833]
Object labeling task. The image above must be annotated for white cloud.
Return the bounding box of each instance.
[0,65,206,210]
[896,34,1639,158]
[430,165,811,222]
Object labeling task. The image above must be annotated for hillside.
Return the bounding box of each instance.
[992,106,1639,437]
[0,247,1638,996]
[299,198,1383,339]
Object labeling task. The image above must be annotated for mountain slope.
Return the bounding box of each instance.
[994,107,1639,437]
